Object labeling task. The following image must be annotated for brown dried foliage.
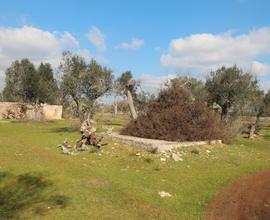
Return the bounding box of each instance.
[121,87,226,141]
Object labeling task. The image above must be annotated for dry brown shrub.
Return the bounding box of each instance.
[121,87,226,141]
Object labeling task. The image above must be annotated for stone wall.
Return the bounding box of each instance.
[109,133,222,152]
[42,104,63,120]
[0,102,62,120]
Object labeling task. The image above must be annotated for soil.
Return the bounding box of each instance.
[206,170,270,220]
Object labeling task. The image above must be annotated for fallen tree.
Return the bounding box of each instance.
[58,119,112,155]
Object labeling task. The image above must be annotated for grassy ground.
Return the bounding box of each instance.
[0,115,270,219]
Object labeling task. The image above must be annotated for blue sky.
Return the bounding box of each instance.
[0,0,270,91]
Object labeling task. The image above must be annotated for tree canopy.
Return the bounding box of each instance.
[2,59,59,104]
[60,51,113,120]
[205,66,259,118]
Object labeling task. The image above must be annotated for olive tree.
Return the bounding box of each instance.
[115,71,139,120]
[205,66,259,119]
[60,51,113,122]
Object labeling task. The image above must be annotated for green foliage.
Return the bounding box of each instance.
[37,63,59,104]
[133,91,155,114]
[2,59,59,104]
[206,66,259,118]
[263,90,270,116]
[114,70,140,97]
[115,71,154,115]
[3,59,40,103]
[114,71,141,119]
[114,71,133,95]
[60,51,113,119]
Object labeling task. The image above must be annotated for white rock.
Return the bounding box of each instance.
[172,153,183,161]
[160,157,166,161]
[158,191,172,197]
[135,152,141,156]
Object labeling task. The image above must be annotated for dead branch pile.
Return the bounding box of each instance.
[2,107,26,119]
[58,119,113,155]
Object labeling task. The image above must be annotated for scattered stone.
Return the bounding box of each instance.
[206,150,211,153]
[180,151,187,156]
[158,191,172,197]
[172,153,183,161]
[135,152,141,156]
[160,157,166,161]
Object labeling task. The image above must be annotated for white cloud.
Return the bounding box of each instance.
[161,27,270,76]
[0,26,92,90]
[260,80,270,92]
[250,61,270,76]
[117,39,144,50]
[60,32,80,48]
[86,26,106,51]
[139,74,176,93]
[95,55,109,64]
[76,49,92,62]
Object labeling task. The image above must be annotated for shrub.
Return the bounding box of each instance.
[121,87,226,142]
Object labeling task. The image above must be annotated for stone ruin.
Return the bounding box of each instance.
[0,102,62,120]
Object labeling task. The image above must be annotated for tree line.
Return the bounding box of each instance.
[1,51,270,127]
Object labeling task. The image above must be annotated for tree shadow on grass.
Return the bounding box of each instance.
[261,134,270,141]
[259,125,270,141]
[50,127,75,133]
[0,171,70,219]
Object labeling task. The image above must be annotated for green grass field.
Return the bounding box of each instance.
[0,116,270,219]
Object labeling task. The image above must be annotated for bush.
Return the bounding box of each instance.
[121,87,226,141]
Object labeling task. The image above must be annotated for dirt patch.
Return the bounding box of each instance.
[206,170,270,220]
[83,176,109,188]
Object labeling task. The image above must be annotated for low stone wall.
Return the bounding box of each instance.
[42,104,63,120]
[109,133,222,152]
[0,102,62,120]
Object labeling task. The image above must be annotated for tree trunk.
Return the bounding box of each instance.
[248,124,256,139]
[248,111,262,139]
[74,99,84,123]
[113,102,118,117]
[126,90,138,120]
